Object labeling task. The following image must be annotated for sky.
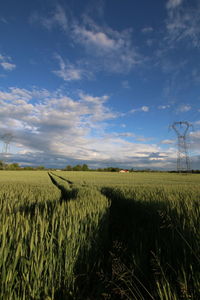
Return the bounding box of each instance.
[0,0,200,169]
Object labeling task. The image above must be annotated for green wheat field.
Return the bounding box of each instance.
[0,171,199,299]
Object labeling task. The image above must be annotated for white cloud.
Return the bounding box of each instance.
[130,106,149,113]
[141,106,149,112]
[121,80,130,89]
[165,0,200,48]
[73,26,115,50]
[1,62,16,71]
[177,104,191,112]
[72,20,141,73]
[0,54,16,71]
[146,39,154,47]
[53,55,85,81]
[0,88,117,154]
[0,87,51,103]
[79,92,109,103]
[30,6,142,75]
[190,130,200,140]
[50,5,68,31]
[116,132,134,137]
[189,130,200,156]
[158,105,170,109]
[166,0,183,9]
[136,136,153,142]
[0,17,8,24]
[0,88,32,102]
[141,27,153,33]
[30,5,68,32]
[0,87,177,169]
[161,139,175,144]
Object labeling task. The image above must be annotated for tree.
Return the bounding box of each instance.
[0,160,4,170]
[7,163,20,170]
[105,167,120,172]
[23,166,34,170]
[82,164,89,171]
[36,166,45,170]
[73,164,82,171]
[65,165,72,171]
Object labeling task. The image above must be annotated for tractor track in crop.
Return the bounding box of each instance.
[49,172,74,185]
[48,172,78,201]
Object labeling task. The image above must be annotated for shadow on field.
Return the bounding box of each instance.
[14,199,58,217]
[14,174,78,217]
[54,212,111,300]
[100,187,199,300]
[12,182,199,299]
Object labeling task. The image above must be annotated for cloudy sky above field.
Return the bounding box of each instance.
[1,0,200,169]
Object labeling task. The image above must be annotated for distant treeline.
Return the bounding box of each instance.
[169,170,200,174]
[0,161,45,171]
[64,166,154,172]
[1,160,200,173]
[60,166,200,173]
[64,165,121,172]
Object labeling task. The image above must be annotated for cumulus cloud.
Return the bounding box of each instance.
[79,92,117,122]
[0,87,177,169]
[0,87,50,102]
[0,54,16,71]
[0,87,117,157]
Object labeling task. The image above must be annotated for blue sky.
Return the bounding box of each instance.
[0,0,200,169]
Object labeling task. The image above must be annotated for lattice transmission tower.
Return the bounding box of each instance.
[0,133,13,167]
[172,121,191,172]
[1,133,13,154]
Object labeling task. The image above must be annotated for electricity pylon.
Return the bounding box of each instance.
[0,133,13,167]
[172,121,191,172]
[1,133,13,153]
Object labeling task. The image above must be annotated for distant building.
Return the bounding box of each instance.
[119,169,129,173]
